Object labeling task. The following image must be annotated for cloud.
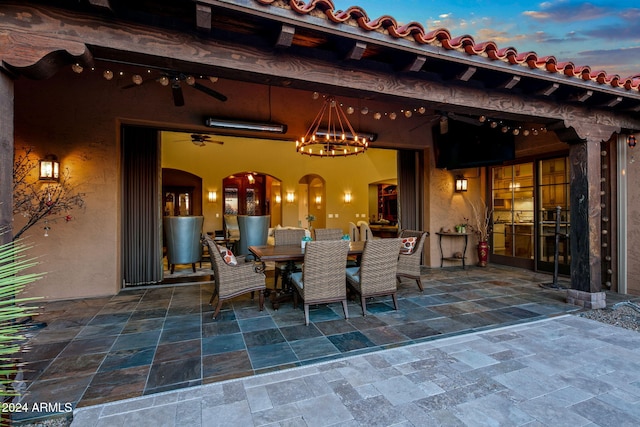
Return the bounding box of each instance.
[523,1,613,22]
[474,28,528,45]
[534,30,588,44]
[619,7,640,22]
[584,24,640,41]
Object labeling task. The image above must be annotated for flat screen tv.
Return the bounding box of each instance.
[434,118,515,170]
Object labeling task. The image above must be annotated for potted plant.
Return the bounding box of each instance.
[305,214,316,231]
[467,200,493,267]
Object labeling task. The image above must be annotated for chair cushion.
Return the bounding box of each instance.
[345,266,361,284]
[216,244,238,266]
[400,236,417,254]
[290,271,303,289]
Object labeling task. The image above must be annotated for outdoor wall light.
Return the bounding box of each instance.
[207,191,217,203]
[455,176,468,192]
[628,135,637,148]
[344,192,352,204]
[39,155,60,181]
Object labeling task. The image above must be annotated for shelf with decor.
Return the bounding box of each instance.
[436,231,469,269]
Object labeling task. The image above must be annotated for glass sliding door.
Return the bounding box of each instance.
[537,157,570,274]
[491,163,535,268]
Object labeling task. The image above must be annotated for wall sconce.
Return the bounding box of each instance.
[344,192,352,204]
[39,155,60,181]
[628,135,637,148]
[207,191,217,203]
[455,176,468,192]
[315,195,322,207]
[286,191,295,204]
[275,194,282,204]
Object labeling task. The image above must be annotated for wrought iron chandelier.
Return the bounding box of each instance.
[296,95,369,157]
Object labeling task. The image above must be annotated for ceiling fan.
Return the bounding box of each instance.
[123,72,227,106]
[186,134,225,147]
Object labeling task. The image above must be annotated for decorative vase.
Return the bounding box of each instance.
[477,240,489,267]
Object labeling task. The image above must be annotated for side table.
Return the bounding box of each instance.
[436,232,469,269]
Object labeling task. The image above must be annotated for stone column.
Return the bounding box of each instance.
[0,71,14,245]
[558,122,618,308]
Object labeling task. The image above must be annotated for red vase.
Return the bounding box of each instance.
[477,241,489,267]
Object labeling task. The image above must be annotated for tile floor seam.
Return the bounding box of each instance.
[139,287,163,395]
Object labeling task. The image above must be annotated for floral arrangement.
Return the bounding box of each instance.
[466,200,493,242]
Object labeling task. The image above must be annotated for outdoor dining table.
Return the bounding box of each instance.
[249,240,365,309]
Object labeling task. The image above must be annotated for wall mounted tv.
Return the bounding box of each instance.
[434,118,515,170]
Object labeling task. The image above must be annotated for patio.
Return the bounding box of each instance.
[13,264,581,425]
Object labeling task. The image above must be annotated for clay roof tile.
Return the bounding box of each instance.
[260,0,637,93]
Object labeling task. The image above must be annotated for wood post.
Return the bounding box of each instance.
[0,71,14,244]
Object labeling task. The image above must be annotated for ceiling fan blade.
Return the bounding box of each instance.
[192,82,227,102]
[171,83,185,107]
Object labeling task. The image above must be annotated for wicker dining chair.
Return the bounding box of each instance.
[357,221,380,241]
[348,222,360,241]
[313,228,343,241]
[204,235,266,319]
[396,229,429,291]
[346,238,402,316]
[290,240,350,325]
[273,228,306,290]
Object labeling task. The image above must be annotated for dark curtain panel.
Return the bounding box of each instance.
[122,126,162,286]
[397,150,424,231]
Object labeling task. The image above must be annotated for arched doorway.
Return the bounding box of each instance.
[298,174,326,229]
[162,168,203,216]
[223,171,282,225]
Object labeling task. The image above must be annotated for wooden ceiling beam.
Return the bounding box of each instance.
[537,83,560,97]
[275,24,295,48]
[403,55,426,72]
[87,0,112,10]
[499,75,521,90]
[196,4,212,31]
[572,90,593,103]
[346,41,367,61]
[457,66,476,82]
[601,96,623,108]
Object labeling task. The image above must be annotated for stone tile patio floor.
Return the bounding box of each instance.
[11,265,640,425]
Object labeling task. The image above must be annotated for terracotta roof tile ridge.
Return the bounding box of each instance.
[253,0,639,93]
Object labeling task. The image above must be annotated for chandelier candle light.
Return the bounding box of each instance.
[296,95,369,157]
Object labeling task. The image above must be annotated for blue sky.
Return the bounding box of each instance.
[331,0,640,78]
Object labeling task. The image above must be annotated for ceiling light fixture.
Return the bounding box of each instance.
[296,96,369,157]
[204,118,286,134]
